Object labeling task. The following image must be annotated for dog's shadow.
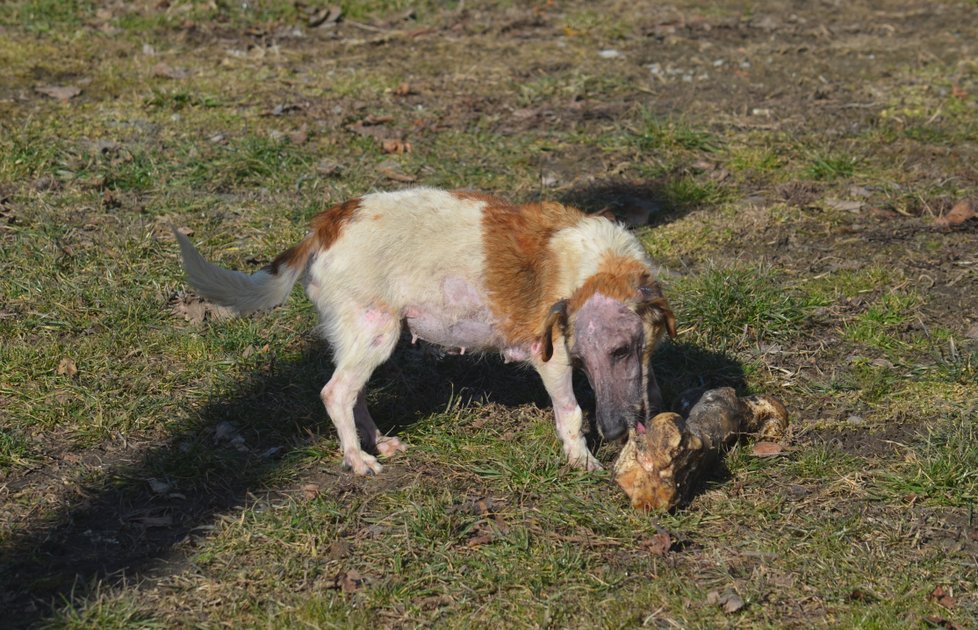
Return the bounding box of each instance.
[556,178,704,228]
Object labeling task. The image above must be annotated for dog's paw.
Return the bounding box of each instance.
[376,435,408,458]
[344,451,383,475]
[568,449,603,472]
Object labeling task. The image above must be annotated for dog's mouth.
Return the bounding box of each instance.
[599,422,628,442]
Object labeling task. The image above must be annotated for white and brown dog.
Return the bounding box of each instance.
[174,188,676,475]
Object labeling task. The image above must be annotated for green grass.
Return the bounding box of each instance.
[881,416,978,507]
[630,112,721,153]
[0,0,92,32]
[661,176,726,209]
[803,151,858,180]
[2,0,977,628]
[844,291,923,351]
[674,264,815,349]
[0,429,32,471]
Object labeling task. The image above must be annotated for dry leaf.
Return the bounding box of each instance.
[925,616,965,630]
[706,589,745,614]
[643,531,672,556]
[334,569,365,593]
[868,206,899,219]
[936,200,976,227]
[213,421,239,443]
[169,291,235,325]
[751,441,785,457]
[363,114,394,125]
[309,5,342,27]
[848,588,879,603]
[264,103,301,117]
[316,160,342,177]
[381,138,412,154]
[824,198,864,213]
[377,165,417,183]
[929,586,956,610]
[302,483,321,500]
[147,478,173,495]
[392,82,415,96]
[347,120,393,140]
[466,531,494,547]
[56,357,78,378]
[722,594,745,614]
[288,125,309,145]
[36,85,81,101]
[132,515,174,527]
[328,540,352,561]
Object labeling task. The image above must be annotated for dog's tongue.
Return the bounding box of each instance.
[636,421,646,435]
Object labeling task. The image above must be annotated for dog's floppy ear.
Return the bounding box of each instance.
[637,289,677,339]
[540,299,569,362]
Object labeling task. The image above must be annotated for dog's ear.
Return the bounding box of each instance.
[540,299,569,362]
[637,293,677,339]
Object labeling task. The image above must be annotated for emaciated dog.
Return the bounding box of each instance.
[174,188,676,475]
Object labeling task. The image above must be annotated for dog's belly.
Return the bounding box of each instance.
[403,276,519,356]
[405,312,496,352]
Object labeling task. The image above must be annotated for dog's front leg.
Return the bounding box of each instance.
[534,353,602,471]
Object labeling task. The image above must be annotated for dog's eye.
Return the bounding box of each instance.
[611,345,632,360]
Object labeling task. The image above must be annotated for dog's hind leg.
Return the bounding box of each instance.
[353,393,408,458]
[320,306,401,475]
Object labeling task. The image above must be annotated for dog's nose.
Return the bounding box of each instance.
[600,422,627,442]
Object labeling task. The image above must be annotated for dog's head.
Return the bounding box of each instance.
[540,275,676,442]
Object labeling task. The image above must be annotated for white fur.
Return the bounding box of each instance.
[549,217,653,297]
[173,228,302,314]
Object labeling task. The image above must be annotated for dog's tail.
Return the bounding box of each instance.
[173,227,311,315]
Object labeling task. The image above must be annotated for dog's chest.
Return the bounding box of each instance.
[404,276,516,356]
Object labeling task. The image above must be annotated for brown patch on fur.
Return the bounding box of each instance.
[567,255,652,314]
[267,198,360,274]
[313,198,360,249]
[479,196,585,345]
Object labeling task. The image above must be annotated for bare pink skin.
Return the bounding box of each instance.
[571,293,656,442]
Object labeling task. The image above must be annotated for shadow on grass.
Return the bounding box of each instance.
[558,177,716,227]
[0,337,555,627]
[1,336,744,626]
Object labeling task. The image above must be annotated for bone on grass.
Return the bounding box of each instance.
[614,387,788,511]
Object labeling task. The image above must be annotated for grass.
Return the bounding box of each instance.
[2,0,977,628]
[674,264,814,349]
[629,111,721,153]
[803,152,859,181]
[844,291,923,351]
